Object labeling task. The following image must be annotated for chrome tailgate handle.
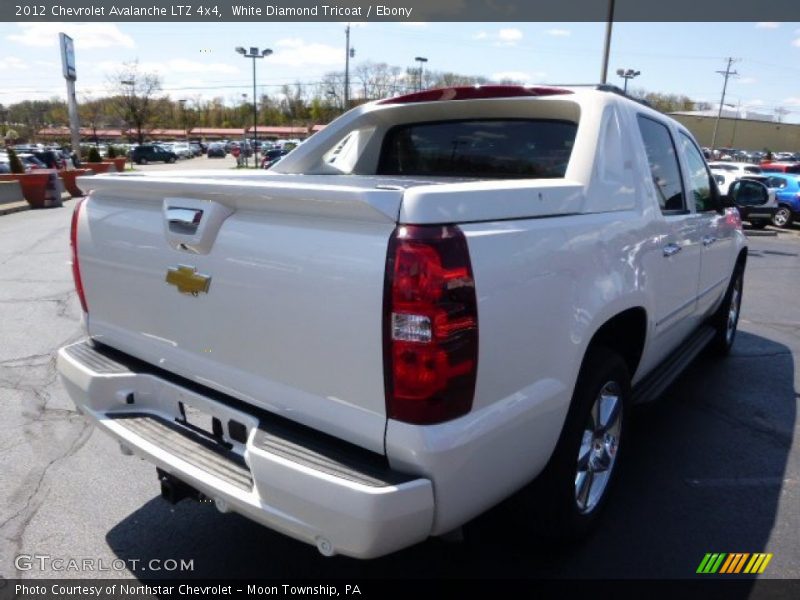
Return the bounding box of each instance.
[167,207,203,234]
[662,242,682,257]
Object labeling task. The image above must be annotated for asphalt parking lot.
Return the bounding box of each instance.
[0,179,798,581]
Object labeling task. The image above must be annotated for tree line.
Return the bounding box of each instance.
[0,61,704,144]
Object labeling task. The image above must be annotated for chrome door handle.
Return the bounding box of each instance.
[167,208,203,234]
[703,235,717,247]
[663,243,682,257]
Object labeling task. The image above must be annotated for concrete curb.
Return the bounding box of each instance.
[0,192,75,217]
[0,200,30,216]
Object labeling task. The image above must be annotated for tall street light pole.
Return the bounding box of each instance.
[344,24,355,109]
[415,56,428,92]
[616,68,640,93]
[236,46,272,168]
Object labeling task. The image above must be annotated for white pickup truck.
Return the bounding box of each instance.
[58,85,758,558]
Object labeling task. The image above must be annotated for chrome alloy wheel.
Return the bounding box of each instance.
[575,381,623,514]
[726,275,742,345]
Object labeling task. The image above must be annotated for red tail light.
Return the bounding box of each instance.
[70,198,88,313]
[724,207,743,230]
[383,225,478,424]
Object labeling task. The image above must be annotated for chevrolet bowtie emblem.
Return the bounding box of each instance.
[165,265,211,296]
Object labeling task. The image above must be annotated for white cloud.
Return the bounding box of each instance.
[755,22,780,29]
[268,38,344,68]
[474,28,523,46]
[0,56,28,71]
[792,38,800,47]
[7,23,134,49]
[783,97,800,106]
[498,28,523,43]
[545,29,571,37]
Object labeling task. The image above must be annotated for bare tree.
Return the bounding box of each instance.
[79,97,107,146]
[110,61,163,144]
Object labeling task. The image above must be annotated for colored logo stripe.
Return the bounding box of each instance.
[697,553,727,573]
[720,553,750,573]
[697,553,773,574]
[744,553,773,574]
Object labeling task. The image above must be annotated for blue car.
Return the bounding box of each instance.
[765,174,800,228]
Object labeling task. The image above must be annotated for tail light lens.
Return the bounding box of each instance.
[724,207,743,230]
[383,225,478,424]
[70,198,88,313]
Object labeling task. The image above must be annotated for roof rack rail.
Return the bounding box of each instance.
[545,83,652,108]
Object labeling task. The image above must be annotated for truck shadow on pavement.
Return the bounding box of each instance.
[106,331,794,580]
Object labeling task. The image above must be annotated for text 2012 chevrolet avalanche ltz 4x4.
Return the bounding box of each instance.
[58,85,760,558]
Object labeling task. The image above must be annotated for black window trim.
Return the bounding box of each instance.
[636,113,689,216]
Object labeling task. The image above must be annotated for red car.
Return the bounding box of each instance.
[759,161,800,174]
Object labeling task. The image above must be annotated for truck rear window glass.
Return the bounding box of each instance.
[377,119,577,178]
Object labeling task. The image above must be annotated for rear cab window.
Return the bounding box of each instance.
[376,119,578,178]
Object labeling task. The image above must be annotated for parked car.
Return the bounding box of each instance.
[131,144,178,165]
[709,162,762,195]
[30,150,65,169]
[764,173,800,228]
[206,143,226,158]
[724,179,777,229]
[18,154,48,170]
[189,143,203,157]
[260,148,286,169]
[170,143,194,159]
[59,85,750,559]
[759,162,800,175]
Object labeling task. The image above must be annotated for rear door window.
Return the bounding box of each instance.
[679,132,716,212]
[636,115,686,213]
[377,119,577,178]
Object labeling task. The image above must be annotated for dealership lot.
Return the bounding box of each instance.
[0,185,798,579]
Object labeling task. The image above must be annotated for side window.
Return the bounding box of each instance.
[636,115,686,213]
[679,132,716,212]
[770,177,786,189]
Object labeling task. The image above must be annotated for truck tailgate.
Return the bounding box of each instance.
[76,172,407,453]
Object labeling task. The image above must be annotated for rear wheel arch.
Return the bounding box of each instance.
[584,307,647,381]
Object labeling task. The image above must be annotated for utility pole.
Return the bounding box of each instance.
[600,0,615,83]
[710,57,738,154]
[344,23,351,110]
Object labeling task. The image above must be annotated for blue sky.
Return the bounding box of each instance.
[1,21,799,121]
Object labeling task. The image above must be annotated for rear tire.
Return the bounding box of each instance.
[772,206,793,228]
[711,265,743,355]
[524,347,629,541]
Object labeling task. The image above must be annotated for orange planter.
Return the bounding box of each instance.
[103,158,127,172]
[59,169,93,198]
[0,171,61,208]
[84,162,113,174]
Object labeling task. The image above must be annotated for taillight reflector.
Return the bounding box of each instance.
[70,198,88,313]
[383,225,478,425]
